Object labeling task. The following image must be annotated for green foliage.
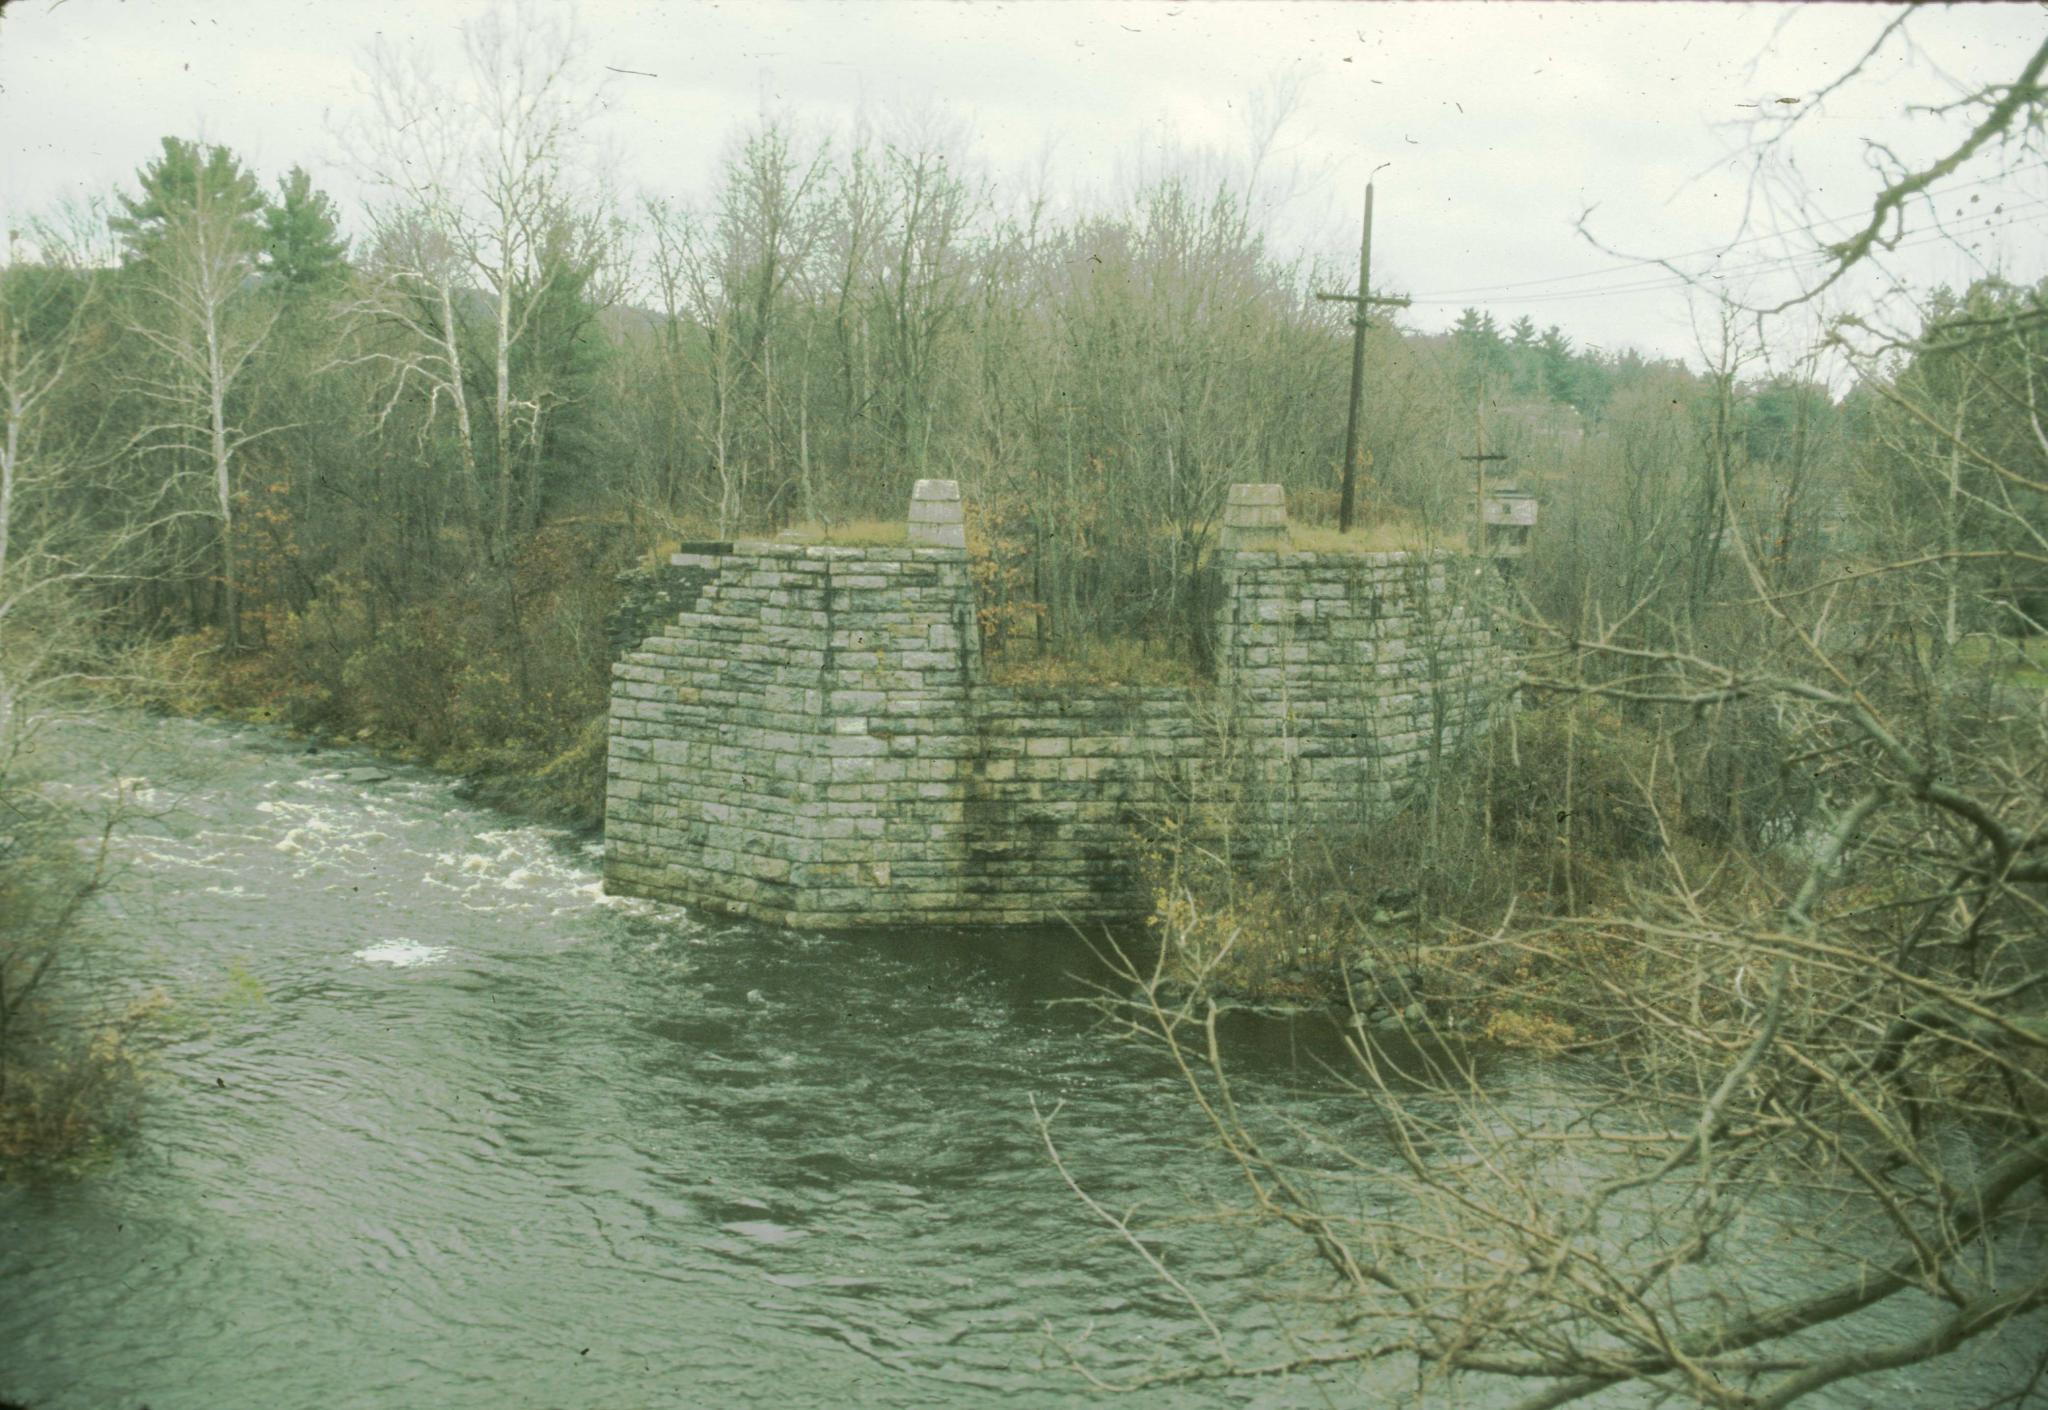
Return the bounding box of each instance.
[262,166,351,295]
[1859,276,2048,638]
[1743,374,1835,466]
[146,520,637,829]
[1452,306,1509,396]
[506,216,613,524]
[1537,323,1576,402]
[110,136,266,265]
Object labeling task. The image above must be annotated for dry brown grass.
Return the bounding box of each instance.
[640,519,914,562]
[1285,518,1463,554]
[768,518,911,547]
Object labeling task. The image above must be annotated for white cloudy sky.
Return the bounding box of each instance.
[2,0,2042,366]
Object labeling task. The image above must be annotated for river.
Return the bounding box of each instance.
[0,715,1401,1408]
[1,716,2038,1408]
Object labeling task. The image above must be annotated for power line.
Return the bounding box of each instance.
[1411,201,2048,306]
[1402,161,2048,302]
[1401,199,2048,310]
[1406,164,2048,300]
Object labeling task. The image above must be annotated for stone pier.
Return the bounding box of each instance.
[603,483,1501,927]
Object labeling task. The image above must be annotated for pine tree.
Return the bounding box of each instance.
[1507,315,1540,396]
[262,167,350,295]
[1536,324,1576,405]
[110,137,266,266]
[1452,307,1509,397]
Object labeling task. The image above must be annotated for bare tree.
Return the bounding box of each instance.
[349,0,611,556]
[0,235,103,767]
[864,119,980,474]
[713,118,831,524]
[343,212,485,537]
[644,195,748,536]
[119,145,281,650]
[1044,19,2048,1407]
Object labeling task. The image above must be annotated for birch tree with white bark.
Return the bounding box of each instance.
[349,0,611,559]
[116,139,279,651]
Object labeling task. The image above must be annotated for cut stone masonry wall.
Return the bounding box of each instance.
[604,481,1503,928]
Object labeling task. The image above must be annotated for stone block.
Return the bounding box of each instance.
[909,520,967,550]
[604,519,1501,924]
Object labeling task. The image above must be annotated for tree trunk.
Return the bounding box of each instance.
[494,254,514,557]
[1,337,19,589]
[441,281,482,538]
[205,298,239,650]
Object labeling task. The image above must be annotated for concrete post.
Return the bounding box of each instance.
[908,478,967,549]
[1220,483,1288,551]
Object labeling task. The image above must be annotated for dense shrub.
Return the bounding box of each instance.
[149,520,638,829]
[0,788,162,1176]
[1143,697,1792,999]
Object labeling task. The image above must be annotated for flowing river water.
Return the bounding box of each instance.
[1,716,2039,1409]
[1,716,1393,1409]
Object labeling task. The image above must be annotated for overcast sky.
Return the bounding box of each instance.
[2,0,2042,368]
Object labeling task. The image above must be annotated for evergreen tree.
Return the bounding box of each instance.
[1744,375,1834,467]
[506,213,613,528]
[115,135,278,649]
[110,137,266,266]
[1570,344,1614,420]
[1507,315,1540,396]
[262,166,350,296]
[1536,324,1575,404]
[1452,306,1509,397]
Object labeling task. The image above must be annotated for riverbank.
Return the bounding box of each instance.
[139,689,610,835]
[120,521,634,834]
[0,753,165,1176]
[1135,697,1802,1051]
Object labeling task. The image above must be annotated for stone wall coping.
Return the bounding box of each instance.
[1222,548,1451,567]
[711,541,969,563]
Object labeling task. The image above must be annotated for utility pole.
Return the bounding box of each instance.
[1459,396,1508,557]
[1317,181,1411,533]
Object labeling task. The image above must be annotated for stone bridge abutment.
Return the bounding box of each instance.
[602,481,1504,927]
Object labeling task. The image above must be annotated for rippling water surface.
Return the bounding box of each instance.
[3,716,2038,1410]
[0,716,1396,1409]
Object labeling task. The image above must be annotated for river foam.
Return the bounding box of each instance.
[352,939,450,968]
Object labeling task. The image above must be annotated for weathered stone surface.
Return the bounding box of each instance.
[1220,482,1290,551]
[602,494,1506,929]
[907,478,969,548]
